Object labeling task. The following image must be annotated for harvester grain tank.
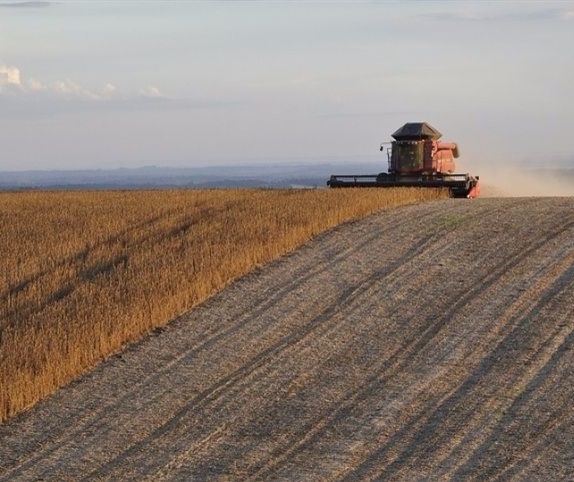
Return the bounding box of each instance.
[327,122,480,198]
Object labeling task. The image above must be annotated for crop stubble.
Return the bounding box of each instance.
[1,197,573,480]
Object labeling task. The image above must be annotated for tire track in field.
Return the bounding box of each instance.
[407,258,574,481]
[118,199,533,480]
[434,255,574,478]
[363,262,574,481]
[107,199,557,481]
[80,231,441,481]
[447,273,574,481]
[0,200,560,478]
[492,360,574,481]
[209,198,572,478]
[113,225,464,481]
[248,212,574,481]
[7,197,487,478]
[2,198,574,481]
[330,218,574,481]
[0,203,445,480]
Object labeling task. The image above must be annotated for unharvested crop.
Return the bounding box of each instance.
[0,187,447,422]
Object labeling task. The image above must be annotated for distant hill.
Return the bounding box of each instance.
[0,163,384,190]
[1,163,572,194]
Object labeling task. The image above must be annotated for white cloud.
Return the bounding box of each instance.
[0,64,22,91]
[27,77,46,91]
[53,79,101,99]
[0,63,167,101]
[563,10,574,20]
[103,83,117,95]
[139,85,170,99]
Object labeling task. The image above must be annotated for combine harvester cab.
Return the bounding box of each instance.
[328,122,480,198]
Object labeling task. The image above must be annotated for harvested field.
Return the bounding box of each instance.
[0,188,446,423]
[1,197,574,480]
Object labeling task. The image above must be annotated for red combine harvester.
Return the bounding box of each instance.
[328,122,480,198]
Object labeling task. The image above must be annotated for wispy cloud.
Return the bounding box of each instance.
[139,85,170,99]
[0,1,51,8]
[0,63,168,101]
[0,63,241,119]
[0,65,22,91]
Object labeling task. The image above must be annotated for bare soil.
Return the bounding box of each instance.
[1,197,574,481]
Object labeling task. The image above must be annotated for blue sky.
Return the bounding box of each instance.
[0,0,573,171]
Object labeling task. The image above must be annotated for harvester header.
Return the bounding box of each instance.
[328,122,480,198]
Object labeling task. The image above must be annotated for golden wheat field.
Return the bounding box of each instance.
[0,187,447,422]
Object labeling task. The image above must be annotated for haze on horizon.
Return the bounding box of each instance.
[0,0,573,172]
